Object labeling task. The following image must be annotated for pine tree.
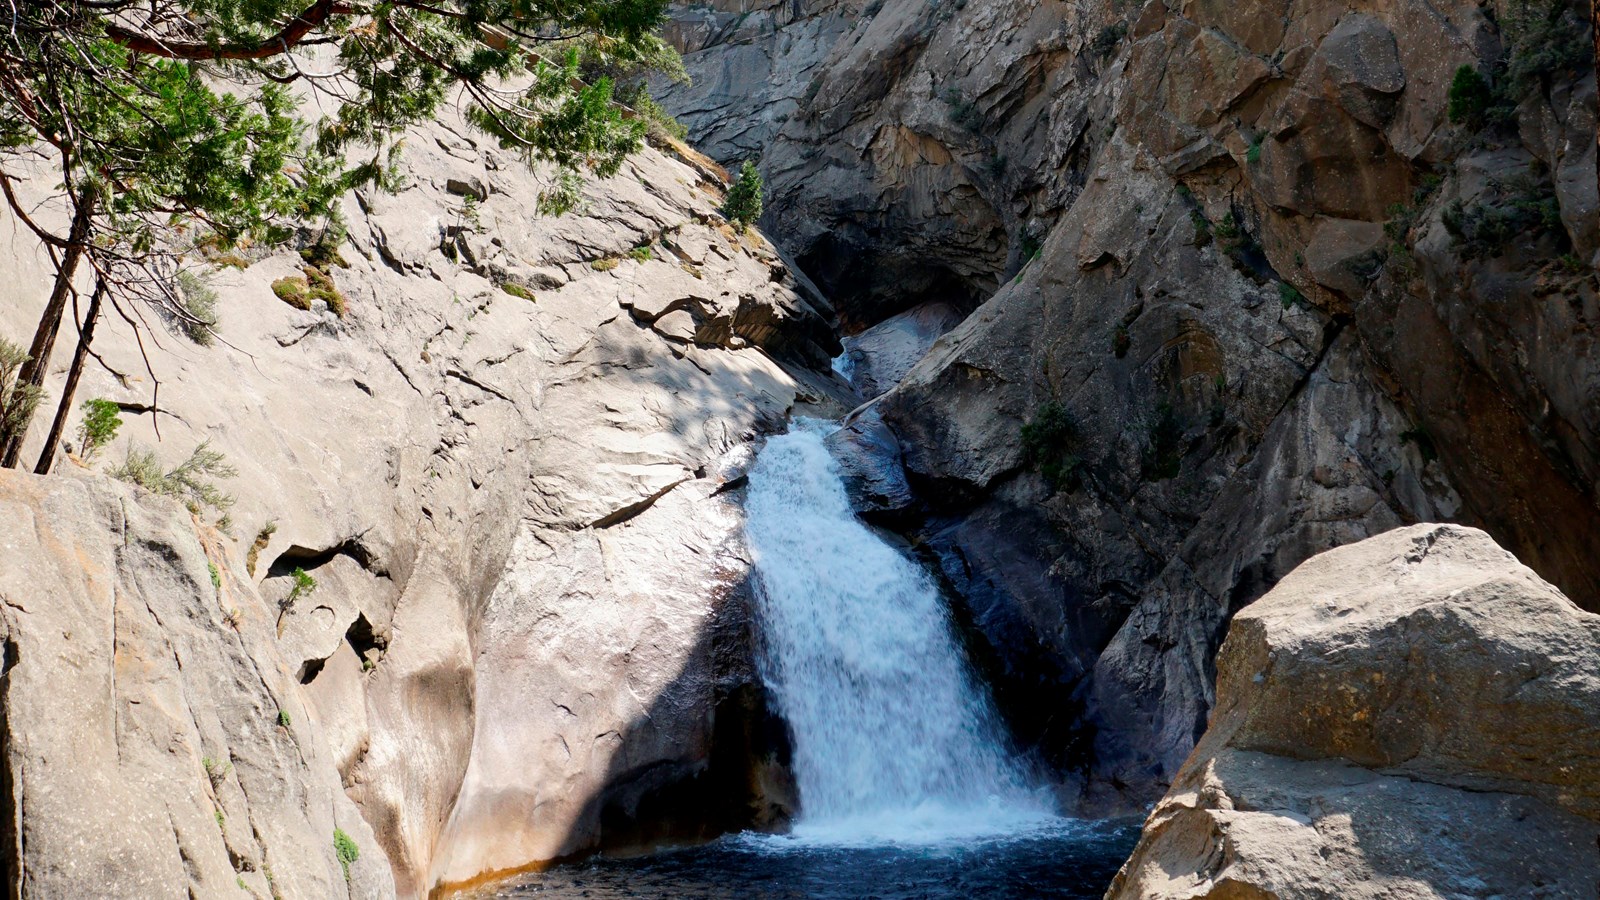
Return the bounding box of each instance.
[0,0,676,471]
[722,161,765,231]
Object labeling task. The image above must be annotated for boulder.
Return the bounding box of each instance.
[1107,523,1600,899]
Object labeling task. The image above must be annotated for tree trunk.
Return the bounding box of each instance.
[33,281,106,476]
[0,193,94,468]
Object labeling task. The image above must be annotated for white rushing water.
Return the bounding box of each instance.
[743,423,1055,846]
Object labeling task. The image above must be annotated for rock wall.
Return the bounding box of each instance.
[1107,523,1600,898]
[0,471,393,899]
[662,0,1598,812]
[0,108,837,896]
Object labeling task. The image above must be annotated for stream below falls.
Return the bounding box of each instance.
[476,423,1139,898]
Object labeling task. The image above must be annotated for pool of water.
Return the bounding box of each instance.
[469,819,1141,899]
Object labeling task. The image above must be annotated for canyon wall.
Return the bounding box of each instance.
[661,0,1597,811]
[0,113,839,896]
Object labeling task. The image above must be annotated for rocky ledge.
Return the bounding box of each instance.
[1108,523,1600,898]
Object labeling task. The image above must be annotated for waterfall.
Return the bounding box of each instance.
[743,423,1053,845]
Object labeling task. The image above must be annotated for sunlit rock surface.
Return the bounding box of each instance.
[1108,523,1600,898]
[0,109,835,896]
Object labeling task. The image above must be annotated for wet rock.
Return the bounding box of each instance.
[824,408,915,516]
[838,301,966,399]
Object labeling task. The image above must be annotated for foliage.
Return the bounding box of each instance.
[1141,402,1185,481]
[722,161,764,231]
[0,340,44,453]
[1091,22,1128,56]
[175,271,221,345]
[287,567,317,606]
[271,268,345,314]
[0,0,675,464]
[1494,0,1589,105]
[615,83,689,143]
[1245,136,1263,164]
[276,709,291,729]
[1278,281,1306,309]
[271,276,311,310]
[500,282,536,301]
[109,440,237,515]
[1447,65,1493,125]
[208,562,221,589]
[590,257,620,271]
[302,266,348,317]
[76,398,122,460]
[1020,402,1084,493]
[333,828,360,882]
[246,520,277,576]
[940,88,984,131]
[538,169,588,217]
[1441,170,1565,260]
[629,244,654,262]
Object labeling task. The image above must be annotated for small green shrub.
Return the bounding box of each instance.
[0,338,44,451]
[629,244,653,262]
[276,709,291,729]
[1112,324,1131,358]
[537,169,586,217]
[1020,402,1085,493]
[1441,171,1564,260]
[77,398,122,460]
[271,276,312,311]
[722,161,764,230]
[110,440,237,516]
[616,83,690,143]
[1245,136,1263,164]
[1278,281,1306,309]
[1091,21,1127,56]
[298,226,349,269]
[333,828,360,881]
[1190,210,1213,247]
[287,567,317,606]
[500,282,535,301]
[246,520,277,577]
[176,272,221,345]
[1447,65,1492,125]
[940,88,983,131]
[590,257,619,272]
[1141,402,1185,481]
[208,562,221,589]
[302,266,347,317]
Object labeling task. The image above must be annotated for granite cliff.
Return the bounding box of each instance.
[660,0,1597,812]
[0,110,841,896]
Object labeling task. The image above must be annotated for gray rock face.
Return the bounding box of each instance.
[0,471,394,900]
[0,108,833,896]
[664,0,1600,815]
[1107,523,1600,898]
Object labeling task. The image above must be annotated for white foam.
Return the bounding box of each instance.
[743,426,1057,848]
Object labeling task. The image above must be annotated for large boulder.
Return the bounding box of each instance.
[1107,523,1600,899]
